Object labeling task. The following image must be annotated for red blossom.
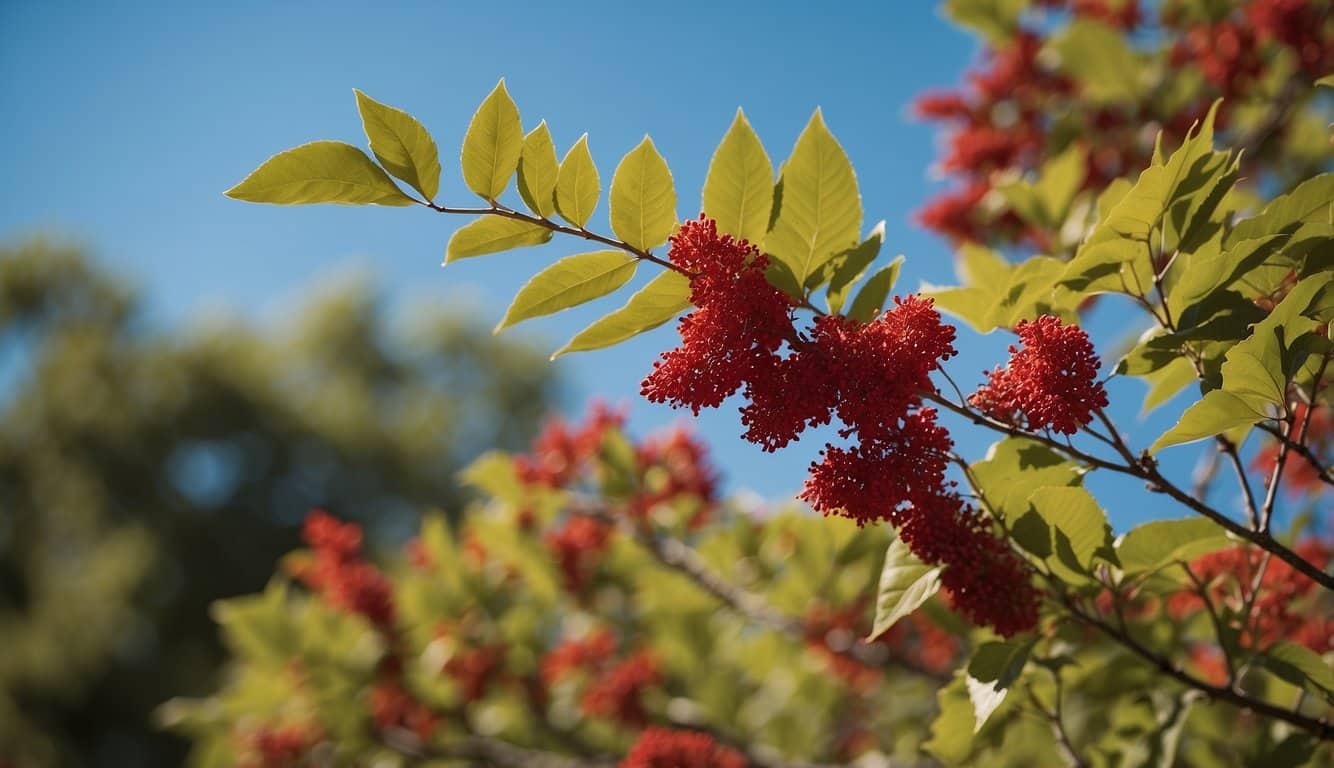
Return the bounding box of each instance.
[517,402,625,487]
[739,349,839,452]
[580,651,661,726]
[633,426,721,525]
[544,515,613,594]
[620,728,747,768]
[370,681,438,743]
[443,643,507,703]
[541,629,618,687]
[292,510,395,630]
[240,724,318,768]
[971,315,1108,435]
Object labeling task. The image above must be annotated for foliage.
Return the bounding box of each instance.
[0,241,557,767]
[176,0,1334,765]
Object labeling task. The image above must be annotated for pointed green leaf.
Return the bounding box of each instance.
[444,216,552,263]
[225,141,415,206]
[925,675,978,763]
[1228,173,1334,245]
[1261,641,1334,699]
[970,438,1085,522]
[1117,518,1233,573]
[610,137,677,251]
[496,251,638,331]
[702,109,774,244]
[765,109,862,286]
[555,134,600,228]
[824,222,884,313]
[847,257,904,322]
[965,640,1033,733]
[1318,74,1334,88]
[517,121,559,218]
[354,89,441,201]
[553,270,691,357]
[1048,20,1141,103]
[461,79,523,201]
[1150,389,1268,452]
[1028,486,1115,577]
[867,536,942,641]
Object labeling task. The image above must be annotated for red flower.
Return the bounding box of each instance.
[634,426,721,525]
[545,515,613,594]
[971,315,1108,435]
[912,90,973,121]
[240,724,318,768]
[443,643,507,703]
[916,182,990,243]
[541,629,618,687]
[581,651,661,726]
[641,216,794,414]
[517,402,625,487]
[621,728,747,768]
[370,681,438,743]
[739,349,838,452]
[292,511,396,630]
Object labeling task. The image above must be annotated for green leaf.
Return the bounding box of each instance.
[824,222,885,314]
[1141,357,1198,413]
[846,257,904,322]
[444,216,552,263]
[609,137,677,251]
[1215,272,1332,407]
[1117,518,1233,573]
[965,640,1033,733]
[1228,173,1334,245]
[1027,486,1115,577]
[702,109,774,245]
[925,675,978,763]
[555,134,600,228]
[867,536,943,641]
[1150,389,1268,452]
[553,270,691,358]
[944,0,1029,42]
[765,109,862,286]
[461,79,524,201]
[354,89,441,201]
[496,251,638,331]
[1048,21,1141,103]
[1261,641,1334,699]
[970,438,1085,522]
[517,121,559,218]
[225,141,415,206]
[1317,74,1334,88]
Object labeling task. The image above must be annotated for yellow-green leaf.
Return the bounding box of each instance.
[702,109,774,244]
[868,536,942,641]
[1117,518,1233,573]
[225,141,415,206]
[609,137,677,251]
[1150,389,1268,453]
[444,216,552,263]
[517,121,559,218]
[1048,20,1141,103]
[461,79,523,201]
[354,89,440,201]
[496,251,638,331]
[847,257,904,322]
[825,222,885,314]
[765,109,861,286]
[555,134,600,228]
[553,270,690,357]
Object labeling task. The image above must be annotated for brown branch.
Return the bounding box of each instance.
[1055,594,1334,740]
[925,391,1334,592]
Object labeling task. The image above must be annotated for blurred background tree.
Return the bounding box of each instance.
[0,238,560,767]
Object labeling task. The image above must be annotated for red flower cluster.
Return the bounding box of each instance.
[580,651,661,727]
[913,0,1329,249]
[540,629,617,686]
[970,315,1108,435]
[1167,540,1333,652]
[240,724,318,768]
[632,426,720,525]
[541,631,660,726]
[517,402,624,487]
[802,600,962,688]
[370,681,438,743]
[291,510,395,629]
[544,515,613,594]
[442,642,507,703]
[620,728,747,768]
[642,216,794,413]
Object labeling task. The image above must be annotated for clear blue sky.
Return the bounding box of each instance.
[1,0,1225,530]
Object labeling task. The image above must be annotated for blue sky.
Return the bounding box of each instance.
[1,1,1230,529]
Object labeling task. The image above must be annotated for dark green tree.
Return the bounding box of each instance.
[0,239,559,767]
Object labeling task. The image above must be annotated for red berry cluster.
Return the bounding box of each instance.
[542,630,661,727]
[240,724,319,768]
[803,600,963,688]
[1168,540,1334,652]
[970,315,1109,435]
[369,680,439,743]
[632,426,720,526]
[643,218,1041,636]
[620,727,747,768]
[544,515,613,594]
[292,510,395,629]
[517,402,625,487]
[914,0,1331,249]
